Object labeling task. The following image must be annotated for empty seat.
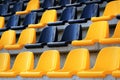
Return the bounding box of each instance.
[100,21,120,44]
[11,12,37,30]
[0,30,16,50]
[77,47,120,78]
[25,26,57,48]
[69,3,99,23]
[91,1,120,22]
[20,50,60,78]
[48,6,77,25]
[72,21,109,46]
[47,24,82,47]
[0,17,5,29]
[0,4,8,16]
[0,53,10,72]
[28,10,57,28]
[4,28,36,50]
[47,48,90,78]
[0,51,34,77]
[16,0,40,15]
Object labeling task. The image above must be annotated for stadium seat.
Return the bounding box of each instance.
[25,26,57,48]
[0,53,10,72]
[4,28,36,50]
[28,10,57,28]
[11,12,37,30]
[77,47,120,78]
[0,52,34,77]
[99,21,120,44]
[47,48,90,78]
[91,1,120,22]
[69,3,99,23]
[72,21,109,46]
[20,50,60,78]
[0,30,16,50]
[47,24,82,47]
[48,6,77,25]
[0,17,5,29]
[16,0,40,15]
[0,15,20,31]
[0,4,8,16]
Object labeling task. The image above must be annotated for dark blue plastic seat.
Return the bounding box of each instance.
[25,26,57,48]
[48,6,77,26]
[0,15,20,31]
[0,4,9,16]
[11,12,37,30]
[69,3,99,23]
[47,24,82,47]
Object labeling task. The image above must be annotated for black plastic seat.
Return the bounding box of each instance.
[0,15,20,31]
[25,26,57,48]
[0,4,9,16]
[48,6,77,26]
[11,12,37,30]
[47,24,82,47]
[69,3,99,23]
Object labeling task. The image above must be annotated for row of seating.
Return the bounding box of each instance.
[0,47,120,78]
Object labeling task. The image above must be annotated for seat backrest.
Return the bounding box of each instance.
[62,48,90,72]
[11,52,34,73]
[92,47,120,71]
[59,0,71,6]
[0,53,10,72]
[60,6,77,21]
[0,17,5,28]
[112,21,120,38]
[0,30,16,45]
[84,21,109,42]
[4,0,12,4]
[103,1,120,16]
[40,10,57,24]
[6,15,20,29]
[0,4,8,15]
[80,3,99,19]
[42,0,55,9]
[35,50,60,72]
[23,12,37,26]
[61,24,82,42]
[17,28,36,45]
[77,0,87,3]
[25,0,40,11]
[38,26,57,43]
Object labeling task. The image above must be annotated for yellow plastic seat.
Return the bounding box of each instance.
[100,21,120,44]
[20,50,60,78]
[0,30,16,50]
[72,21,109,46]
[16,0,40,15]
[28,10,57,28]
[77,47,120,78]
[47,48,90,78]
[0,17,5,28]
[0,53,10,72]
[0,51,34,77]
[4,28,36,50]
[91,1,120,22]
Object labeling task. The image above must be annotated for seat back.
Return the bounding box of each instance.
[42,0,55,9]
[92,47,120,71]
[6,15,20,29]
[0,17,5,28]
[77,0,87,3]
[60,6,77,21]
[85,21,109,42]
[61,24,82,42]
[59,0,71,6]
[35,50,60,71]
[17,28,36,45]
[62,48,90,72]
[0,53,10,72]
[4,0,12,4]
[40,10,57,24]
[11,52,34,73]
[0,30,16,45]
[23,12,37,26]
[81,3,99,19]
[38,26,57,43]
[0,4,8,15]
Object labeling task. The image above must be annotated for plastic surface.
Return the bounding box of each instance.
[0,17,5,28]
[20,50,60,78]
[47,48,90,78]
